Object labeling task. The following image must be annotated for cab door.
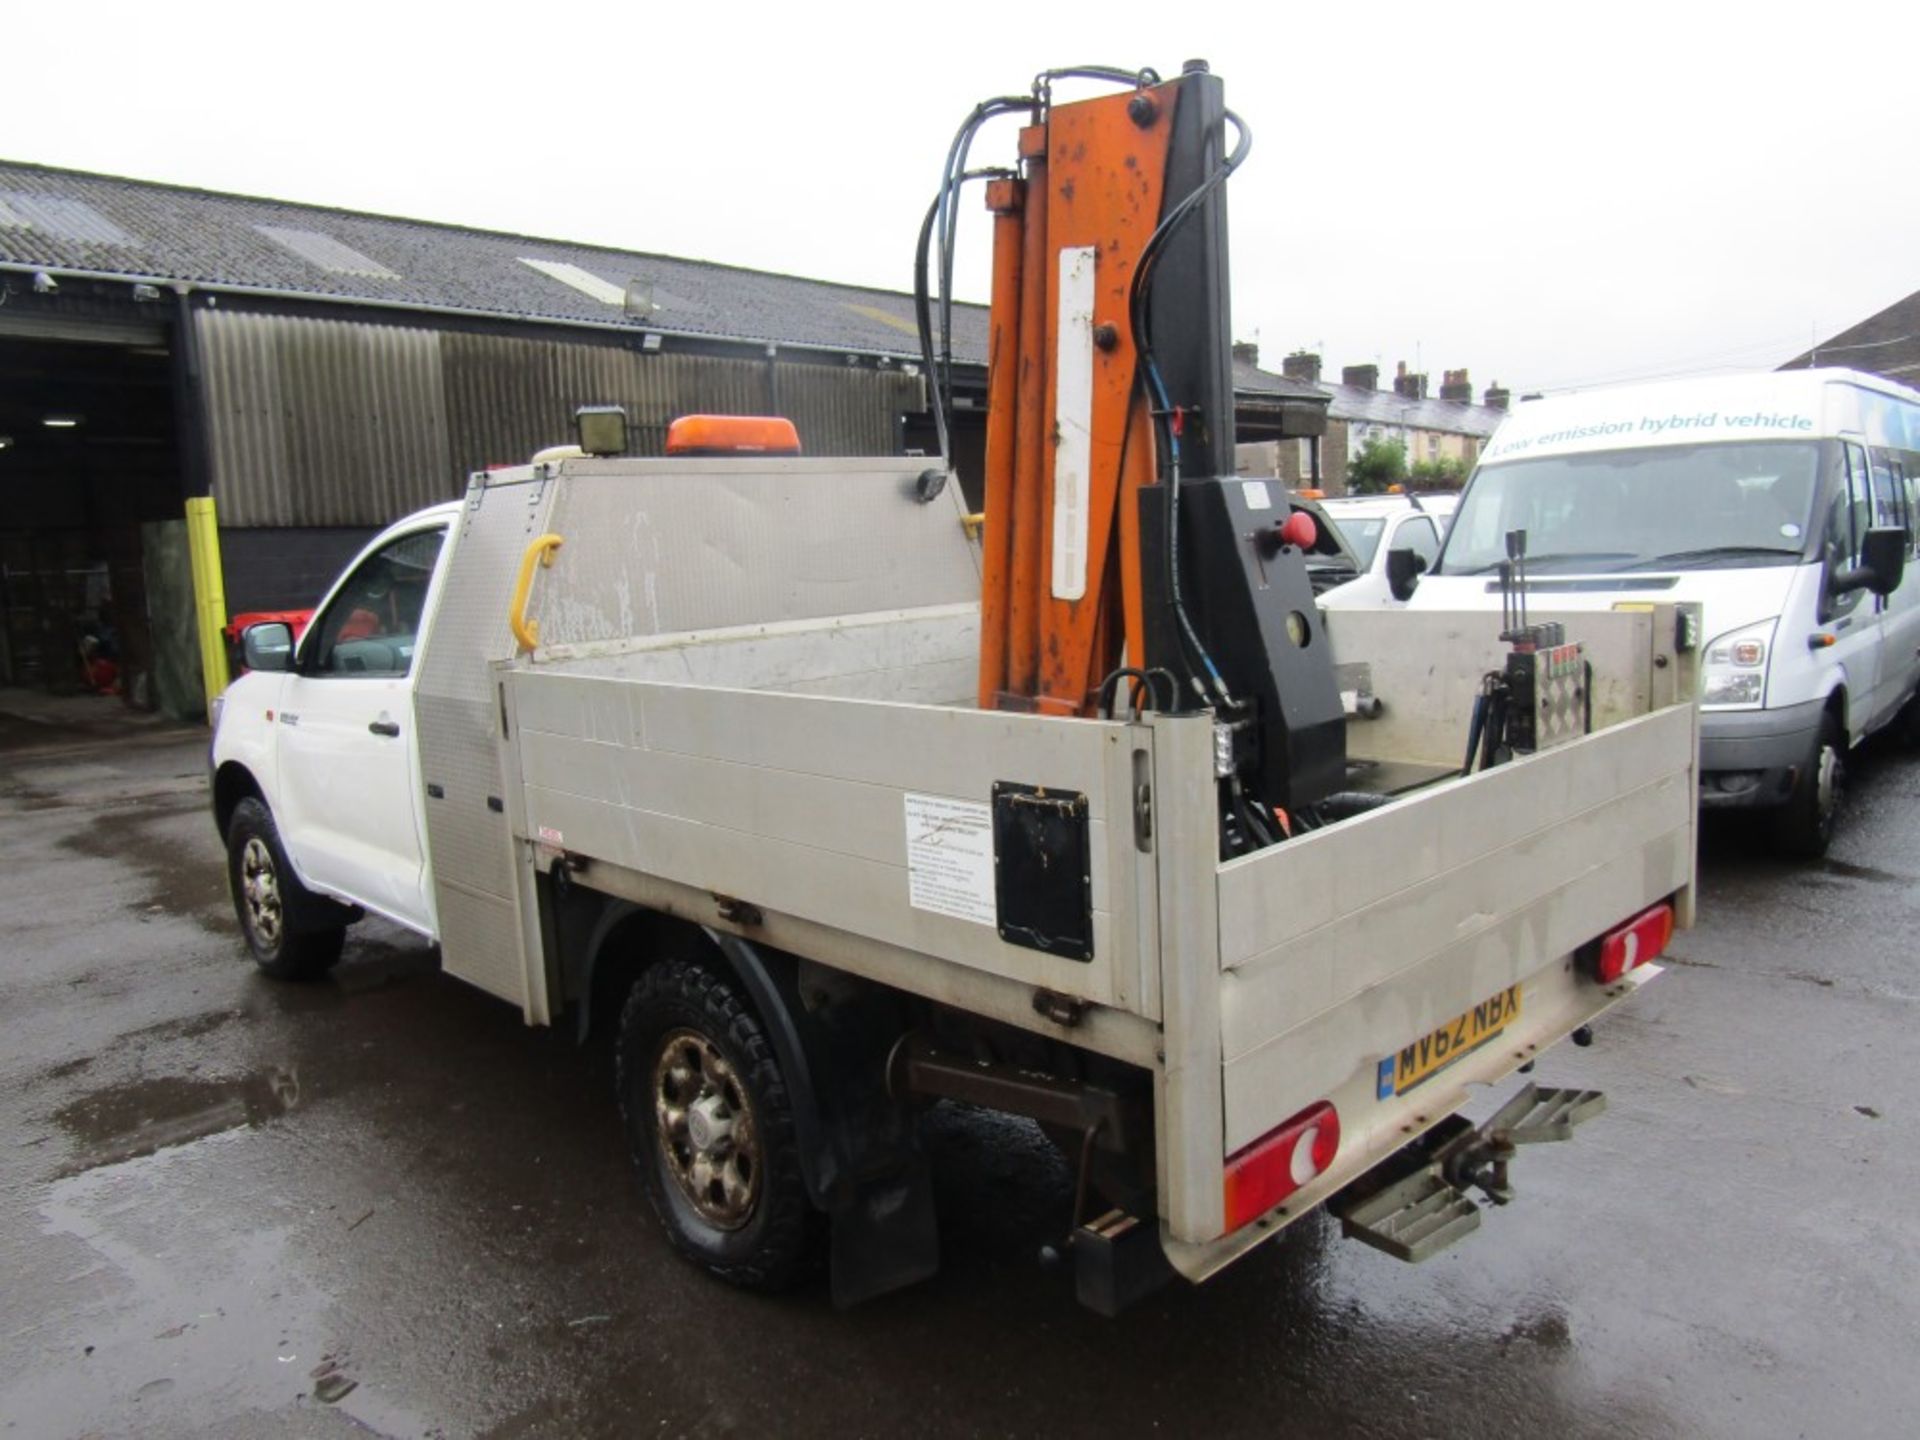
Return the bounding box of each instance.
[1818,442,1881,739]
[275,525,447,932]
[1870,452,1920,719]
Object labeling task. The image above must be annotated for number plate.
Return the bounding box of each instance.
[1377,984,1523,1099]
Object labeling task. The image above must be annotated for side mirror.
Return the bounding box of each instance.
[1386,546,1427,602]
[1834,526,1907,598]
[241,621,295,673]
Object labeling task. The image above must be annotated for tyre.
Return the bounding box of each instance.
[226,797,347,980]
[616,956,815,1290]
[1770,710,1845,858]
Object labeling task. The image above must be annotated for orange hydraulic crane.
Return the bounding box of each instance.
[916,63,1346,853]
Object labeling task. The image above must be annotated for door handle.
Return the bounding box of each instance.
[369,719,401,737]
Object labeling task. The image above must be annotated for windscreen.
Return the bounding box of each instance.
[1323,515,1386,570]
[1436,440,1824,575]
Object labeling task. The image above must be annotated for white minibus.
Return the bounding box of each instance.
[1393,368,1920,854]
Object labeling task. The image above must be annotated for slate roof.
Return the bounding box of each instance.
[1319,381,1506,439]
[1232,359,1328,402]
[1780,287,1920,385]
[0,159,976,360]
[0,160,1337,414]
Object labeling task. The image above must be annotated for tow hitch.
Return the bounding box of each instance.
[1332,1084,1606,1263]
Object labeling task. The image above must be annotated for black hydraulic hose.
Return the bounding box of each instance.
[1033,64,1162,96]
[914,168,1011,464]
[932,98,1029,434]
[919,75,1158,468]
[1463,690,1488,774]
[1127,106,1252,708]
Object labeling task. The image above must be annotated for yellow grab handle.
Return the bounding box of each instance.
[509,533,564,653]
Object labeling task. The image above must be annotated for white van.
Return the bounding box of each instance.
[1396,368,1920,854]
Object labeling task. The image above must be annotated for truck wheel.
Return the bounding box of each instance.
[1770,712,1845,858]
[616,957,815,1290]
[225,797,347,980]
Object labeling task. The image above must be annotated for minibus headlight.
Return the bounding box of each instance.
[1701,618,1777,709]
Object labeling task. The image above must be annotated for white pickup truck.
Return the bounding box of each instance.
[210,443,1699,1311]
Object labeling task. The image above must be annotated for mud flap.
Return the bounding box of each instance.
[829,1161,939,1309]
[1335,1084,1607,1263]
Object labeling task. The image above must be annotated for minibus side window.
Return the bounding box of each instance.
[1820,449,1868,621]
[1868,448,1904,532]
[1899,463,1919,558]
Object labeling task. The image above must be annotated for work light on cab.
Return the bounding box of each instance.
[573,404,630,456]
[1223,1101,1340,1232]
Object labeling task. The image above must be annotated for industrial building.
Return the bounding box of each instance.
[0,161,1327,717]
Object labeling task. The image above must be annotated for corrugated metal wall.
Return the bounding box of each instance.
[200,309,926,528]
[201,310,453,526]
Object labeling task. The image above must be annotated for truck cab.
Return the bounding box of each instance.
[1311,492,1456,606]
[213,503,459,955]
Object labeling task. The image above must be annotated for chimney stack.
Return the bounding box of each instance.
[1483,382,1511,411]
[1393,361,1429,400]
[1231,340,1260,367]
[1281,350,1322,384]
[1439,368,1473,403]
[1341,363,1379,391]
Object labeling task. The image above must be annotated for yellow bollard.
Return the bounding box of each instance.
[184,496,231,716]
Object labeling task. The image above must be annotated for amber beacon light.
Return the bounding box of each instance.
[665,415,802,456]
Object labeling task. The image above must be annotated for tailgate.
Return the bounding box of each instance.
[1215,702,1694,1170]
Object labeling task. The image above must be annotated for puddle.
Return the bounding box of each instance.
[51,1068,300,1177]
[119,1009,241,1045]
[57,799,230,931]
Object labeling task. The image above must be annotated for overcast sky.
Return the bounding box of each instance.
[5,1,1914,397]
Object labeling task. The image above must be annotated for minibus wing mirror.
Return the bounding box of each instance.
[1835,527,1906,598]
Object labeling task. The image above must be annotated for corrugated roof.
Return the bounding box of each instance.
[1780,287,1920,385]
[1320,381,1506,438]
[0,160,1344,411]
[0,159,977,360]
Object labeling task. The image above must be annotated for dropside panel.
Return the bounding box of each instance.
[508,672,1160,1020]
[1216,702,1695,1159]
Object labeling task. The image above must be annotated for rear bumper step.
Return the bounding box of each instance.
[1334,1084,1606,1263]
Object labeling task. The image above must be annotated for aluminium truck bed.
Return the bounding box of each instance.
[413,454,1697,1271]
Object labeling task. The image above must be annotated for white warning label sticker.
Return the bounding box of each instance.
[903,793,996,926]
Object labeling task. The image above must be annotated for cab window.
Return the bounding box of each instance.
[303,528,446,678]
[1399,515,1441,569]
[1820,447,1870,620]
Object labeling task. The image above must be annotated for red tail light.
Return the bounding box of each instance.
[1223,1101,1340,1232]
[1593,902,1674,984]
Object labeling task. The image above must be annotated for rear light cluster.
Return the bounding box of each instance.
[1591,902,1674,984]
[1223,1101,1340,1233]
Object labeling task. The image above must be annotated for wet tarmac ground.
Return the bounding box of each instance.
[2,689,1917,1439]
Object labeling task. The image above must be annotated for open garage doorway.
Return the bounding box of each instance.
[0,332,188,712]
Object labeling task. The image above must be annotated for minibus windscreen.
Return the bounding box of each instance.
[1436,440,1823,575]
